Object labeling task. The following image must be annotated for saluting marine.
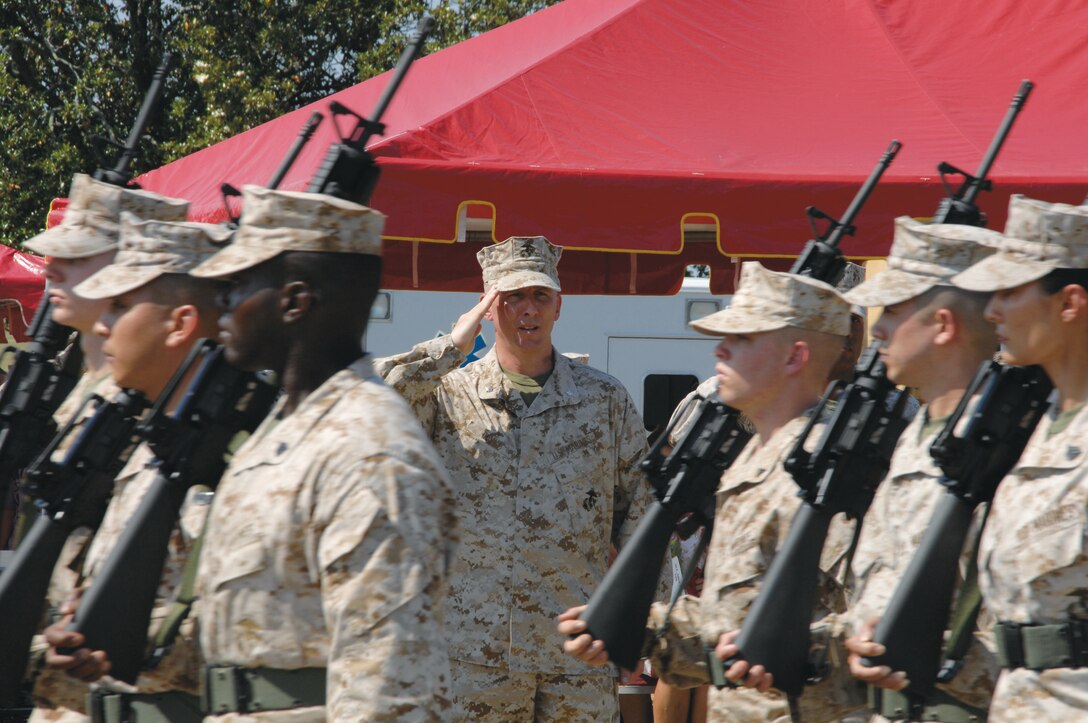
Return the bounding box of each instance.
[380,236,663,722]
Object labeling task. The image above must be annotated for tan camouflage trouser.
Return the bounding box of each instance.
[451,660,620,722]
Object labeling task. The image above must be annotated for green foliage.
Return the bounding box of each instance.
[0,0,559,247]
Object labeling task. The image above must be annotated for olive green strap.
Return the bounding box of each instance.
[868,686,986,722]
[150,502,209,652]
[938,502,992,681]
[88,690,202,723]
[202,666,326,714]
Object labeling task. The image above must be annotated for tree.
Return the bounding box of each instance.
[0,0,558,247]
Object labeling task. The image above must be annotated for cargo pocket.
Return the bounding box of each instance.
[211,538,267,591]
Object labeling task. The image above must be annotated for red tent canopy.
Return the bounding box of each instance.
[133,0,1088,294]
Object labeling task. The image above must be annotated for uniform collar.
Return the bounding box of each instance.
[473,348,582,414]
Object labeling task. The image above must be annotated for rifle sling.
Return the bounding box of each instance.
[149,500,209,655]
[938,502,992,680]
[657,525,712,639]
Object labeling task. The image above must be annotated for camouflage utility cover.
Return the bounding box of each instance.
[844,217,1002,308]
[25,174,188,260]
[954,195,1088,292]
[191,186,385,279]
[197,357,458,722]
[690,262,850,337]
[76,215,229,299]
[477,236,562,292]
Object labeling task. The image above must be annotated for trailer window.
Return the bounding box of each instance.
[643,374,698,442]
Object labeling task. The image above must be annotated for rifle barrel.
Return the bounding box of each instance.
[963,80,1033,207]
[267,112,324,190]
[830,139,902,247]
[367,16,435,135]
[101,53,175,184]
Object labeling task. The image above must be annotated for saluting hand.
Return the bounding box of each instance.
[844,616,909,691]
[556,605,611,666]
[42,588,112,683]
[451,287,500,355]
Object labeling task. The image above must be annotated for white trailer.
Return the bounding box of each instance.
[365,277,727,435]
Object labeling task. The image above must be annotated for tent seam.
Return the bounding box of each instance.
[371,0,645,159]
[860,0,984,159]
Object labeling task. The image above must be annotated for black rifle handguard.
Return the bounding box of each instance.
[579,394,751,670]
[0,389,148,706]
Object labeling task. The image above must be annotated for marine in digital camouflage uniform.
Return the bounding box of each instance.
[379,235,660,722]
[564,261,864,722]
[190,185,457,722]
[16,175,187,720]
[34,215,230,723]
[948,196,1088,722]
[840,217,1005,722]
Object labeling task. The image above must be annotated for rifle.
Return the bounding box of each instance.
[728,346,912,696]
[0,389,149,707]
[307,16,434,204]
[579,393,752,670]
[725,141,909,697]
[862,362,1052,705]
[930,80,1033,226]
[63,340,277,683]
[0,298,83,484]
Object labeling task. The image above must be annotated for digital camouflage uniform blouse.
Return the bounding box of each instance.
[380,335,660,675]
[198,357,458,722]
[978,402,1088,722]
